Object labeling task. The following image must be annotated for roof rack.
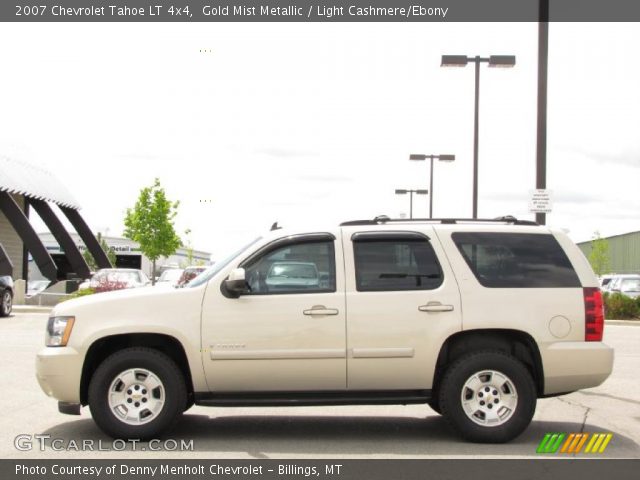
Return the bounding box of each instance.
[340,215,539,227]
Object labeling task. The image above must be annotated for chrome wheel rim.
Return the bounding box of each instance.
[108,368,165,425]
[2,291,11,314]
[461,370,518,427]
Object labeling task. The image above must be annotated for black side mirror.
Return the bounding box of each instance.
[223,268,249,298]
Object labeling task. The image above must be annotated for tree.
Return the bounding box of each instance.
[181,228,194,268]
[588,231,611,277]
[124,178,182,285]
[82,232,117,271]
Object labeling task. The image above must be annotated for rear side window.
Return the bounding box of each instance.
[452,232,580,288]
[353,234,443,291]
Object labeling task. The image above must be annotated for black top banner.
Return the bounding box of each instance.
[3,0,640,22]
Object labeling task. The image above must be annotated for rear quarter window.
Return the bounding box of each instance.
[452,232,581,288]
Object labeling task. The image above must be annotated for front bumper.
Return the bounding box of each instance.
[36,347,83,404]
[541,341,614,395]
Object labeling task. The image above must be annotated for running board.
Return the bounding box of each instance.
[194,390,431,407]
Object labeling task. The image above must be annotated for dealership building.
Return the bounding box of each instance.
[577,231,640,275]
[1,155,211,291]
[0,155,112,287]
[35,232,211,281]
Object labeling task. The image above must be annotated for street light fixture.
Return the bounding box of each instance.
[409,153,456,219]
[441,54,516,218]
[395,189,428,219]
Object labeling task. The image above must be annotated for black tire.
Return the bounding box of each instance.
[0,289,12,317]
[438,350,536,443]
[88,347,187,440]
[427,398,441,415]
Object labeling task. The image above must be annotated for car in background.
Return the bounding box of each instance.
[79,269,151,291]
[0,275,13,317]
[265,261,320,291]
[177,266,207,286]
[599,274,615,291]
[607,274,640,299]
[155,268,184,288]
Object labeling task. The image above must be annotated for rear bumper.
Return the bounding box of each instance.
[541,341,614,395]
[36,347,83,403]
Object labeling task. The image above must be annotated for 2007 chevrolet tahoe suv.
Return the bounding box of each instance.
[36,216,614,443]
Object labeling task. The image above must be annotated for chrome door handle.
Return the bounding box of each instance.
[303,305,339,316]
[419,302,454,313]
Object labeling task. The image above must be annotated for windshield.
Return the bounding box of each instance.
[159,270,183,282]
[621,278,640,292]
[94,271,139,283]
[187,237,262,288]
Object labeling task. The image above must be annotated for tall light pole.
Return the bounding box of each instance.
[536,0,549,225]
[441,55,516,218]
[395,189,428,219]
[409,153,455,218]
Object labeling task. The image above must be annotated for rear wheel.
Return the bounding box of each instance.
[0,289,12,317]
[439,350,536,443]
[427,398,441,415]
[88,347,186,440]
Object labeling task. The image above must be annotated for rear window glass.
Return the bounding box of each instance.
[452,232,580,288]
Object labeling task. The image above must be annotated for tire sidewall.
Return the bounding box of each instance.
[88,348,185,440]
[439,351,536,443]
[0,290,11,317]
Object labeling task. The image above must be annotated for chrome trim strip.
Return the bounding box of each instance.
[211,348,346,360]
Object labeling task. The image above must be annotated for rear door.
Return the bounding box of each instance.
[342,227,462,390]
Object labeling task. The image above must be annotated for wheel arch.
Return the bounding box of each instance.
[432,329,544,397]
[80,333,194,406]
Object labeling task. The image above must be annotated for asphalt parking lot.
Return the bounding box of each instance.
[1,312,638,459]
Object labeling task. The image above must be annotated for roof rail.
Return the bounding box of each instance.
[339,215,539,227]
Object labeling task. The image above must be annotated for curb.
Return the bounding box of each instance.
[605,319,640,326]
[12,306,53,314]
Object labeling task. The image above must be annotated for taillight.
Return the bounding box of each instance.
[584,287,604,341]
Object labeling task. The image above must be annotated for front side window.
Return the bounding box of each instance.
[353,236,443,292]
[243,241,336,295]
[452,232,581,288]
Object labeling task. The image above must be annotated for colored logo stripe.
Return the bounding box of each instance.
[537,433,566,453]
[585,433,613,454]
[538,433,613,454]
[560,433,589,453]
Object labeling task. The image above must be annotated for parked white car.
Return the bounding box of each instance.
[36,216,613,443]
[154,268,184,289]
[607,274,640,299]
[78,268,150,291]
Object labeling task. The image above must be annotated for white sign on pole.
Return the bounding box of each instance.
[529,189,553,213]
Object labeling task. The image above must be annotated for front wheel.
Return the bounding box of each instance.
[88,347,186,440]
[439,350,536,443]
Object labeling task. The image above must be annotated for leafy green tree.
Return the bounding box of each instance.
[82,232,116,271]
[588,231,611,277]
[124,178,182,284]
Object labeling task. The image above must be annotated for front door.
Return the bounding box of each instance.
[201,233,347,392]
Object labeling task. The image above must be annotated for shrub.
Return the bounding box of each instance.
[93,278,128,293]
[604,292,640,320]
[63,287,96,302]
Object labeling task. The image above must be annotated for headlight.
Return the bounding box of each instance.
[45,316,75,347]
